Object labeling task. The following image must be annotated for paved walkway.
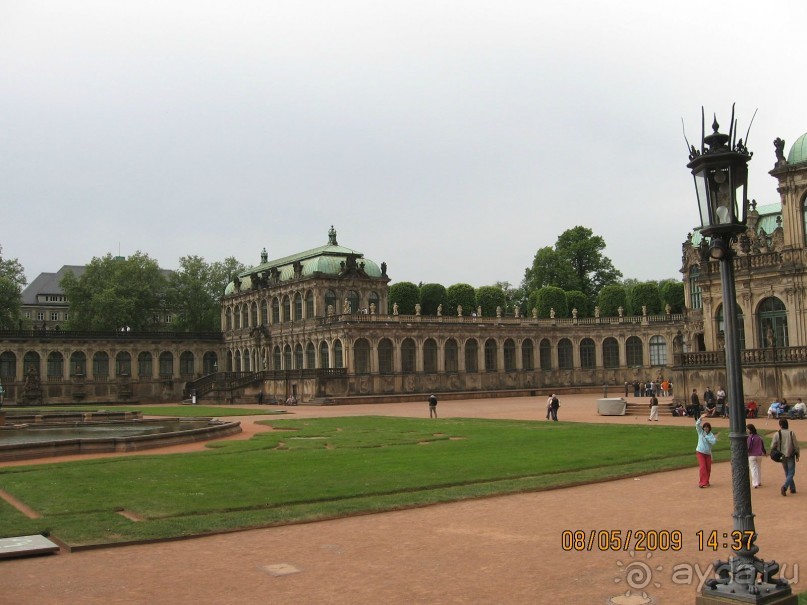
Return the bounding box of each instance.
[2,395,804,604]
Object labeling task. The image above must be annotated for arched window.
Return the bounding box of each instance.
[273,346,282,370]
[445,338,458,373]
[689,265,702,310]
[159,352,173,378]
[319,341,330,369]
[234,349,242,372]
[305,290,314,318]
[649,336,667,366]
[401,338,416,373]
[23,351,40,376]
[579,338,596,369]
[294,344,303,369]
[283,345,292,369]
[539,339,552,370]
[347,290,360,314]
[716,303,746,350]
[368,291,380,314]
[226,308,233,331]
[557,339,573,370]
[261,300,268,325]
[251,302,258,327]
[242,349,250,372]
[484,339,498,371]
[603,337,619,368]
[272,298,280,324]
[115,351,131,376]
[47,352,64,378]
[503,339,516,371]
[70,351,86,376]
[354,339,371,374]
[294,293,303,321]
[226,350,233,372]
[242,304,248,328]
[626,336,643,367]
[234,305,241,329]
[324,290,337,316]
[282,296,291,323]
[0,352,16,380]
[465,339,479,373]
[423,338,438,373]
[758,297,788,348]
[180,351,195,376]
[521,339,534,371]
[203,351,217,374]
[306,342,316,369]
[378,338,394,374]
[138,352,152,378]
[333,340,343,369]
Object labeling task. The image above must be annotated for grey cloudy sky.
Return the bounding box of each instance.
[2,1,806,290]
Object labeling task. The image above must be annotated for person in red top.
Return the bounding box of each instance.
[746,400,759,418]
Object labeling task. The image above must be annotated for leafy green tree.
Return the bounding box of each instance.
[555,226,622,301]
[169,255,244,332]
[419,283,447,315]
[565,290,590,317]
[534,286,568,318]
[631,282,662,315]
[61,252,169,331]
[446,283,476,316]
[522,247,577,294]
[210,257,247,299]
[598,284,627,316]
[660,279,685,313]
[388,281,420,315]
[0,245,27,329]
[494,281,527,315]
[476,285,506,317]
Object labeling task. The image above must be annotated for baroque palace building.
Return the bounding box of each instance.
[217,227,681,404]
[675,132,807,400]
[3,132,807,405]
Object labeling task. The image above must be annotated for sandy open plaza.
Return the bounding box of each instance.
[1,394,805,605]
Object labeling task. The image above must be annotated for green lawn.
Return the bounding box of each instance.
[0,417,727,547]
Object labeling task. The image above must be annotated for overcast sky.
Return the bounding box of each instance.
[2,1,806,290]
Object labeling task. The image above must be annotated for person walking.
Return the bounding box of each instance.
[545,394,554,420]
[695,413,718,488]
[428,393,438,418]
[747,424,766,488]
[648,393,659,421]
[550,394,560,422]
[771,418,800,496]
[716,386,727,417]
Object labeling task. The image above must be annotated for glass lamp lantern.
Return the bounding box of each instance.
[687,118,752,239]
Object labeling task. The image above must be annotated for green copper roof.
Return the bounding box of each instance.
[224,226,383,295]
[788,133,807,165]
[690,202,782,246]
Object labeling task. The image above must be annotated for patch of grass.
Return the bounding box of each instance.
[0,417,725,547]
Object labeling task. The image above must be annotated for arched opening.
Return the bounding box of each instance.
[579,338,595,369]
[423,338,438,373]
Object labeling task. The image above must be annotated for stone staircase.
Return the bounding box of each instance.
[624,400,676,416]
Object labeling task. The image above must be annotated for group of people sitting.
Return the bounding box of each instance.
[764,397,806,419]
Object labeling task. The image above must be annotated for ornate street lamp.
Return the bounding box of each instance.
[687,110,795,604]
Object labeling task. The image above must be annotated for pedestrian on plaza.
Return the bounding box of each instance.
[771,418,800,496]
[648,393,659,421]
[747,424,766,488]
[716,386,727,417]
[624,382,629,397]
[550,394,560,422]
[695,413,718,488]
[428,393,438,418]
[545,393,554,420]
[689,388,701,418]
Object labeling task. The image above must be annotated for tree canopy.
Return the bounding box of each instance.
[0,245,27,330]
[476,285,506,317]
[419,283,447,315]
[388,281,419,315]
[61,252,169,331]
[169,256,245,331]
[446,283,476,317]
[523,226,622,304]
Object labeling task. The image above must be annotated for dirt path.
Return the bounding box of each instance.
[2,395,804,604]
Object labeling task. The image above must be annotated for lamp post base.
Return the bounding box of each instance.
[696,585,796,605]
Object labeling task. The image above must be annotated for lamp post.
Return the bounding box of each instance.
[687,112,795,604]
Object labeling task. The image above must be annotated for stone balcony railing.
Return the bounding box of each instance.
[677,346,807,367]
